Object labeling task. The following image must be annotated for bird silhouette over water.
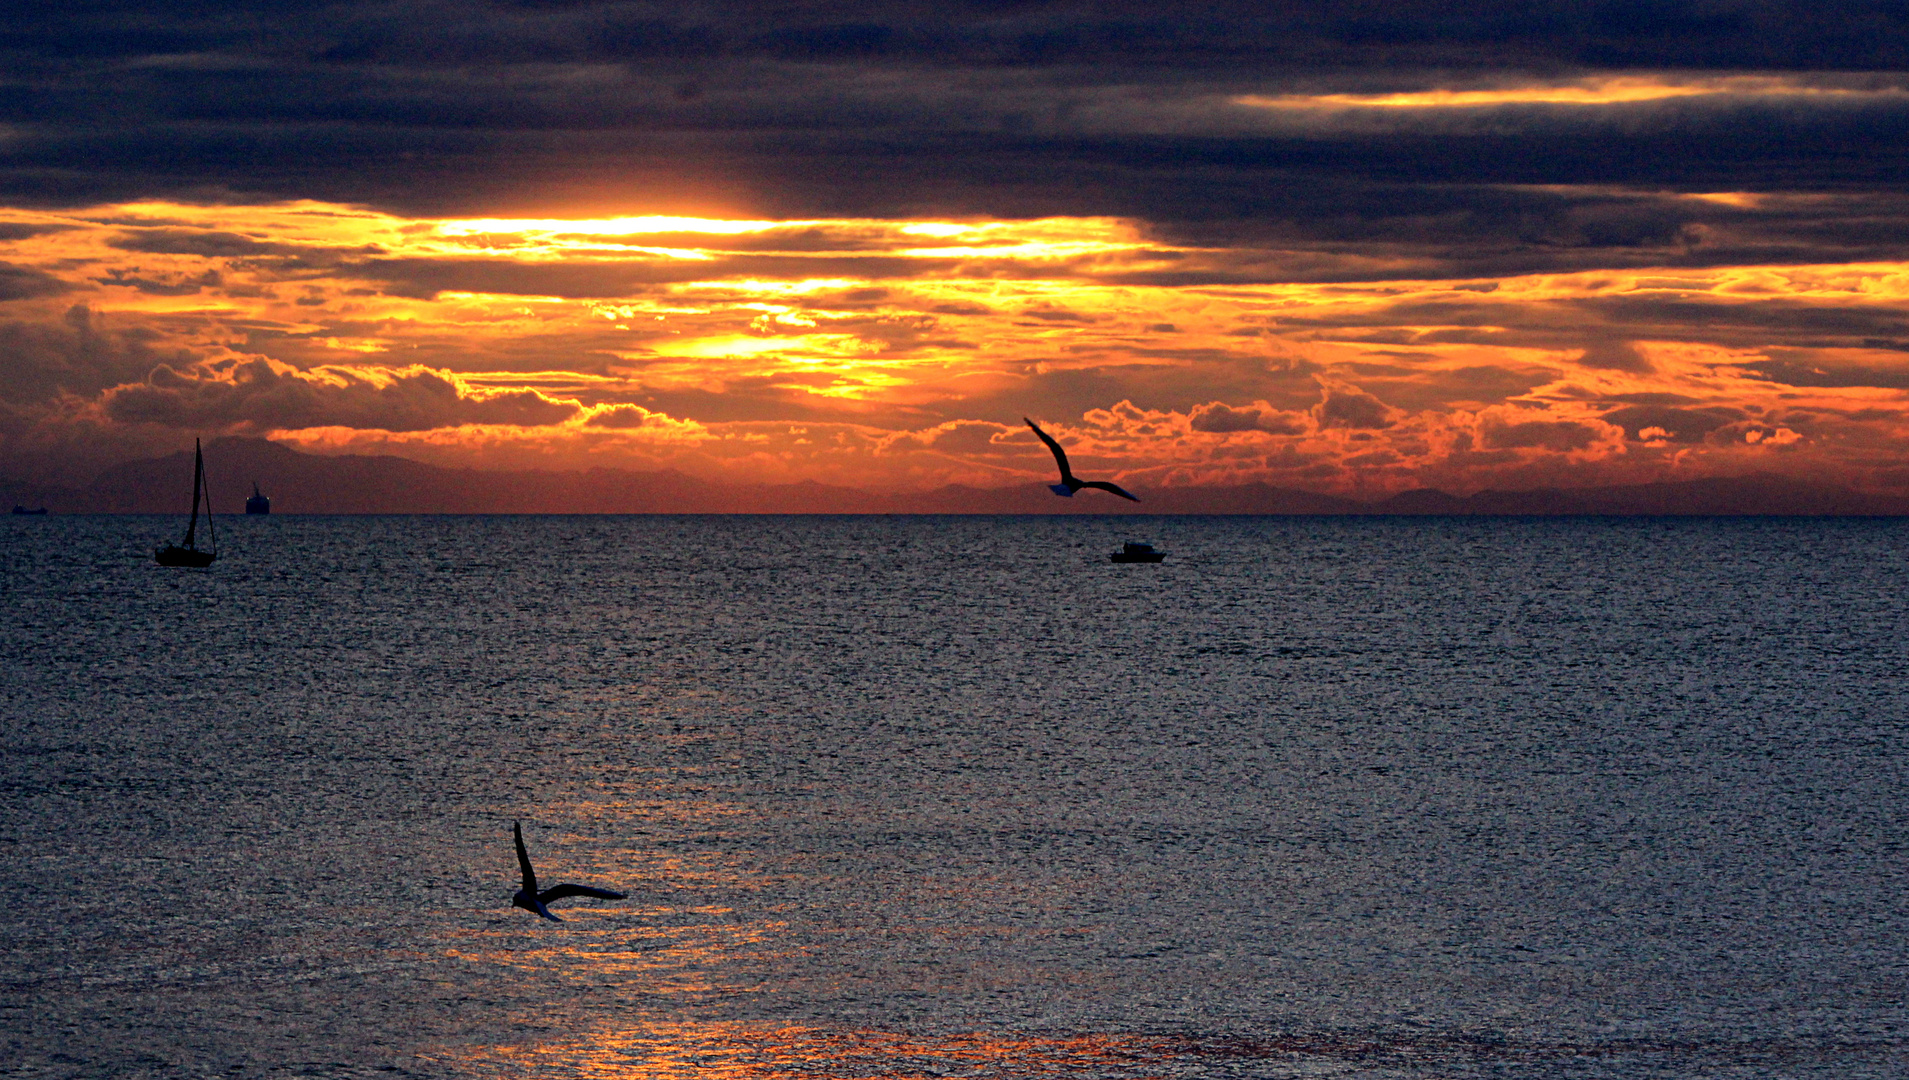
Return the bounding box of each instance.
[512,820,627,922]
[1025,417,1139,501]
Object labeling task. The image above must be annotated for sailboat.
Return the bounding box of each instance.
[155,439,217,567]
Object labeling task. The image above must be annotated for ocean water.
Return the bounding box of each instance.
[2,513,1906,1079]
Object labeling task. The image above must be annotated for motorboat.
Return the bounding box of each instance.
[1110,541,1166,563]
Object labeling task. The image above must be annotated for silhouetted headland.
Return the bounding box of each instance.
[8,437,1909,516]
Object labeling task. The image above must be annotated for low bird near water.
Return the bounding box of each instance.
[511,820,627,922]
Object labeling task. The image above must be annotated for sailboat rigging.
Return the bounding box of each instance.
[155,439,217,567]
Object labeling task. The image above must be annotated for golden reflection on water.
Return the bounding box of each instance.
[445,908,784,983]
[438,1025,1203,1080]
[433,1023,1878,1079]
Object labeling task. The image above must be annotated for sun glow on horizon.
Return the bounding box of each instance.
[7,197,1909,495]
[423,214,1146,265]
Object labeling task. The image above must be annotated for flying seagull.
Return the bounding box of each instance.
[512,820,627,922]
[1024,417,1139,501]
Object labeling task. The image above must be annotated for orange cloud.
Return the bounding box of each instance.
[1188,400,1311,435]
[1233,75,1909,111]
[103,358,581,433]
[5,199,1909,496]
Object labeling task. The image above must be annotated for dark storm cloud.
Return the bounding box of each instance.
[14,2,1909,75]
[1742,356,1909,389]
[1343,363,1555,411]
[1600,404,1744,442]
[94,267,223,295]
[1573,295,1909,345]
[0,304,193,405]
[1187,400,1308,434]
[1314,383,1396,429]
[103,359,580,432]
[8,1,1909,266]
[0,262,73,301]
[1577,339,1653,373]
[1479,416,1606,451]
[105,229,377,258]
[1263,284,1909,362]
[0,222,75,240]
[582,403,682,430]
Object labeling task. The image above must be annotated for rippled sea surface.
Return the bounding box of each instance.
[4,514,1908,1079]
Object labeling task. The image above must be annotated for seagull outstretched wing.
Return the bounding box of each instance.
[1079,479,1139,502]
[1025,417,1140,501]
[1024,418,1074,482]
[513,820,538,896]
[540,884,629,903]
[510,821,626,922]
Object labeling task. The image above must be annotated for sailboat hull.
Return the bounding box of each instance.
[155,545,215,568]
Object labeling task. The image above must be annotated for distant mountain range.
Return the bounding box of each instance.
[6,436,1908,515]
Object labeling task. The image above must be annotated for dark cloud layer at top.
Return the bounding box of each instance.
[11,2,1909,70]
[6,0,1909,259]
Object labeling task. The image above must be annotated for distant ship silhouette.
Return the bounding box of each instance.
[246,482,270,515]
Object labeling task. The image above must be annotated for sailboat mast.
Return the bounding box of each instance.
[202,446,216,553]
[183,439,202,547]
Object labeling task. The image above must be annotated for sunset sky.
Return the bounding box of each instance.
[9,3,1909,495]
